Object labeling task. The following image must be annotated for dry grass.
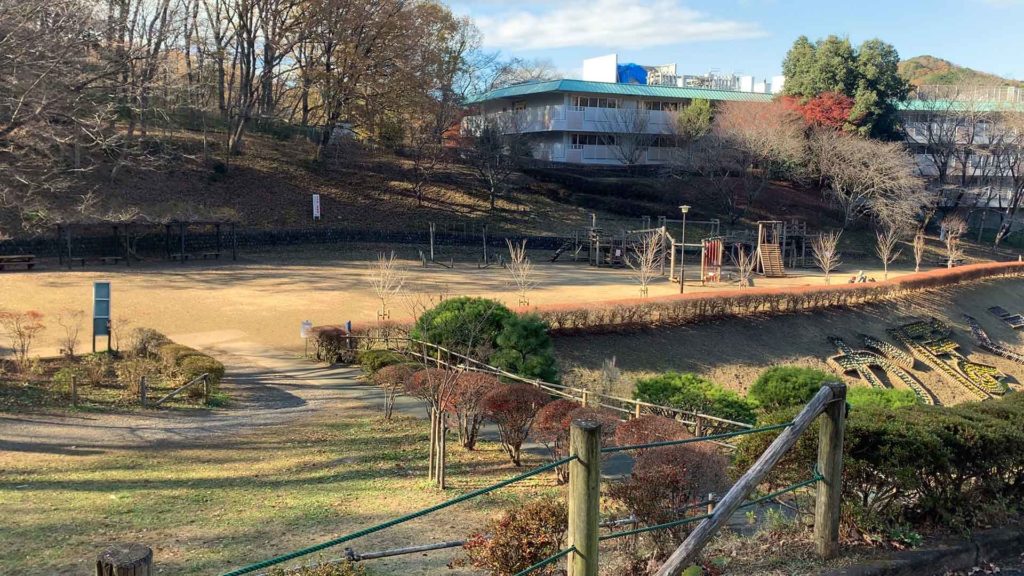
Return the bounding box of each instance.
[0,405,562,575]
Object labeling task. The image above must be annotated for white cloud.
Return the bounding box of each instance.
[475,0,766,51]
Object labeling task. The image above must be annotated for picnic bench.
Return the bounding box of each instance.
[98,256,125,265]
[68,257,86,268]
[169,253,191,262]
[201,251,222,260]
[0,254,37,271]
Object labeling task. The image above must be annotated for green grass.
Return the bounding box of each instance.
[0,407,558,575]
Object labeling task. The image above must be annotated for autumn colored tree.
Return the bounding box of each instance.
[783,92,857,130]
[374,363,416,419]
[613,415,692,456]
[533,401,618,483]
[406,368,461,487]
[447,372,499,450]
[482,384,549,466]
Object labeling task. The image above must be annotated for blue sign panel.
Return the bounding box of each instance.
[93,281,111,338]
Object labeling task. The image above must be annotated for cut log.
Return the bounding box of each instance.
[96,543,152,576]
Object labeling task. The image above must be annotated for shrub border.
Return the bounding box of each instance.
[529,262,1024,335]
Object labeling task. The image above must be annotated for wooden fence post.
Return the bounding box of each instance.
[71,375,78,408]
[814,382,847,559]
[96,543,152,575]
[203,376,210,403]
[139,377,147,408]
[568,419,602,576]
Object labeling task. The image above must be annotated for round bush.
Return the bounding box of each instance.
[633,372,757,424]
[614,415,692,451]
[177,354,225,398]
[158,343,202,368]
[411,297,514,354]
[847,387,918,409]
[357,349,407,374]
[749,366,834,411]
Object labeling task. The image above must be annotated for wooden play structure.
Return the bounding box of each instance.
[755,221,785,277]
[700,237,724,285]
[56,220,237,269]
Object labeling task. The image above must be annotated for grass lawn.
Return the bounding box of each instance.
[0,403,562,576]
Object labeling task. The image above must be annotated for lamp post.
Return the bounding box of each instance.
[679,205,690,294]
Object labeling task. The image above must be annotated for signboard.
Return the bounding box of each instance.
[93,281,111,352]
[312,194,321,221]
[300,320,313,339]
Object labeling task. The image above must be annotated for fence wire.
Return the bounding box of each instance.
[602,421,794,454]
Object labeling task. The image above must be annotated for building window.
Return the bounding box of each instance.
[572,96,618,109]
[643,101,680,112]
[571,134,619,146]
[650,135,677,148]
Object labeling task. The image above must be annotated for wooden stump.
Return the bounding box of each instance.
[96,543,152,576]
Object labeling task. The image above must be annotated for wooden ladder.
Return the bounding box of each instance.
[758,244,785,277]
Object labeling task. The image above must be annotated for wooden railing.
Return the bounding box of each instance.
[147,373,211,407]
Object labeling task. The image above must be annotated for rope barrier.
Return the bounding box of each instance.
[512,546,576,576]
[601,421,794,454]
[599,474,823,542]
[219,456,576,576]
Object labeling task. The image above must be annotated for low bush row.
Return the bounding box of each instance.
[154,339,225,399]
[733,392,1024,534]
[536,262,1024,334]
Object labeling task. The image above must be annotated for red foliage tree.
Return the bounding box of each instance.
[613,415,692,455]
[447,372,500,450]
[374,363,416,419]
[608,443,730,561]
[482,383,550,466]
[782,92,855,130]
[533,401,619,483]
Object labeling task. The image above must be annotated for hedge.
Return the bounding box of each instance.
[532,261,1024,334]
[155,341,225,399]
[733,392,1024,533]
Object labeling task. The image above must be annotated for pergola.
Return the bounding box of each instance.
[56,219,237,268]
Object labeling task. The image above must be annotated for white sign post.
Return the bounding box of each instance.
[312,194,321,221]
[300,320,313,357]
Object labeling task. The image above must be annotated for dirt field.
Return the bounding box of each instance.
[554,277,1024,406]
[0,246,922,358]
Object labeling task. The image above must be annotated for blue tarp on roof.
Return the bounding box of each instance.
[617,63,647,85]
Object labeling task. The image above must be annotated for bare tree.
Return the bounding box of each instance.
[812,231,842,285]
[370,251,405,321]
[464,114,532,210]
[731,244,757,287]
[812,130,928,229]
[874,225,903,280]
[603,106,656,168]
[943,214,967,268]
[986,110,1024,246]
[505,239,537,306]
[693,100,807,224]
[626,231,664,297]
[913,230,927,273]
[0,310,45,372]
[56,309,85,358]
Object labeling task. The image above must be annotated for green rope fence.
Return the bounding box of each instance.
[599,474,824,542]
[219,456,576,576]
[512,546,577,576]
[601,421,794,454]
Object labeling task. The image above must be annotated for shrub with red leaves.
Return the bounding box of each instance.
[461,497,567,576]
[533,401,619,483]
[404,368,458,408]
[373,363,416,419]
[609,443,729,560]
[614,415,692,454]
[447,372,500,450]
[482,383,550,466]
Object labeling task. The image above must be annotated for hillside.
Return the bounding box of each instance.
[899,55,1023,87]
[0,130,842,241]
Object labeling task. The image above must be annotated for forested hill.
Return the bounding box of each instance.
[899,55,1023,87]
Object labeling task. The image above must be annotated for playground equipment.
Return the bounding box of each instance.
[700,237,724,285]
[420,223,454,269]
[755,221,785,277]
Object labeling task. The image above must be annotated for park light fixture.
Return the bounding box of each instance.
[679,205,690,294]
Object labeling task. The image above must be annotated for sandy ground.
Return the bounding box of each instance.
[555,278,1024,406]
[0,247,919,357]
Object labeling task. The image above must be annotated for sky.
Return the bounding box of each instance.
[449,0,1024,82]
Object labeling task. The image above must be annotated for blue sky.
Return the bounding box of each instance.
[449,0,1024,82]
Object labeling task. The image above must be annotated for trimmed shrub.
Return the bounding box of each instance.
[490,314,559,382]
[374,363,417,419]
[157,343,202,368]
[482,383,550,466]
[411,297,515,357]
[847,387,918,410]
[447,372,500,450]
[749,366,834,411]
[127,328,169,358]
[634,372,757,426]
[614,415,692,455]
[357,349,406,374]
[178,354,225,398]
[404,368,457,408]
[733,393,1024,535]
[609,442,729,561]
[533,400,618,483]
[462,497,567,576]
